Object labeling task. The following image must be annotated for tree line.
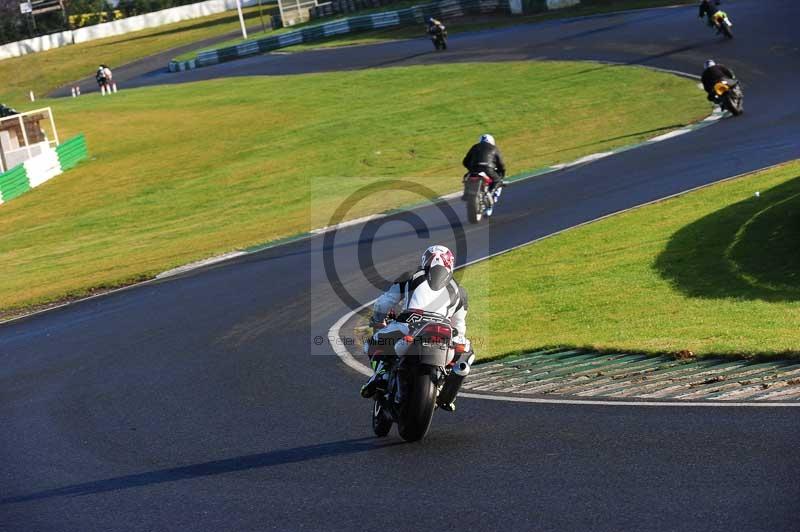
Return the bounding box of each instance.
[0,0,202,44]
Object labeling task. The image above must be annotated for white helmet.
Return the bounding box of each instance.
[479,134,495,146]
[420,245,455,291]
[704,59,716,69]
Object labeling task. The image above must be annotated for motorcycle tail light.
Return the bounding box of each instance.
[403,335,414,343]
[420,324,452,338]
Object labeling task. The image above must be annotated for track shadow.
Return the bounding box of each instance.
[370,50,437,68]
[653,174,800,302]
[0,437,400,505]
[534,124,687,156]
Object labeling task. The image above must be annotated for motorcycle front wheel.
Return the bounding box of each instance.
[723,92,743,116]
[372,400,392,437]
[397,370,437,442]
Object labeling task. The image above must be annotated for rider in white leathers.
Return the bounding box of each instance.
[360,245,472,411]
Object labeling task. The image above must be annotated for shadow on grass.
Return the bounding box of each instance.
[654,174,800,302]
[0,437,400,505]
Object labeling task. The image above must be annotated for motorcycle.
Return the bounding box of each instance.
[713,78,744,115]
[430,25,447,50]
[712,11,733,39]
[370,310,474,442]
[463,171,501,223]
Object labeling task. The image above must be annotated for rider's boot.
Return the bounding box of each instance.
[492,183,503,202]
[360,360,388,398]
[439,399,457,412]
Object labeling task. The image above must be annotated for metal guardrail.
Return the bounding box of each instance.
[170,0,510,71]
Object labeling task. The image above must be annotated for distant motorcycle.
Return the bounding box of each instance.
[429,25,447,50]
[711,11,733,39]
[370,310,473,442]
[713,78,744,115]
[463,172,500,223]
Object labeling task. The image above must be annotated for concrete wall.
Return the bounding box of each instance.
[72,0,259,43]
[0,31,73,61]
[0,0,263,61]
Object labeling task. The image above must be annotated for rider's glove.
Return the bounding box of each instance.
[452,335,471,353]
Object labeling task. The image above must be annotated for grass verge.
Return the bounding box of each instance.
[175,0,695,60]
[0,61,706,315]
[461,161,800,361]
[0,5,276,106]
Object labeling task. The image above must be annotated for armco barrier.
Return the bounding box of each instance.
[170,0,586,71]
[171,0,519,71]
[0,134,88,206]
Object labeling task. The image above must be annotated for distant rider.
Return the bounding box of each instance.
[103,65,113,84]
[462,133,506,207]
[698,0,720,25]
[96,64,114,92]
[701,59,735,104]
[427,16,446,38]
[96,65,108,90]
[710,9,729,33]
[361,245,471,412]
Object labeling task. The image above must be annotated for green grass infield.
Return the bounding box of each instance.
[0,5,276,106]
[461,161,800,361]
[0,61,706,315]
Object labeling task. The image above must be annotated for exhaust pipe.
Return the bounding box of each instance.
[438,353,474,407]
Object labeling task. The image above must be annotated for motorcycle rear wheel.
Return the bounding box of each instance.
[722,24,733,38]
[397,371,437,442]
[466,193,482,223]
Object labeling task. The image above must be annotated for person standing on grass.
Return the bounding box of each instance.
[95,65,114,94]
[103,65,113,85]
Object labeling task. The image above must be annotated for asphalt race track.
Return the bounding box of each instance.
[3,2,800,530]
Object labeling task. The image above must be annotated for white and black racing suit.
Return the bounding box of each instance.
[365,270,472,384]
[370,269,468,355]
